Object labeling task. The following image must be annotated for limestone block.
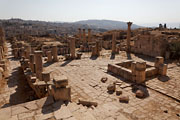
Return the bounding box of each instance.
[135,71,146,83]
[155,56,164,68]
[119,95,129,103]
[135,62,146,71]
[131,62,136,75]
[53,76,68,88]
[52,86,71,101]
[145,67,158,77]
[46,51,52,62]
[78,99,98,107]
[116,87,122,96]
[107,83,116,92]
[42,72,50,82]
[158,64,167,76]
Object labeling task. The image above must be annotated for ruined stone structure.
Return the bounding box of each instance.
[108,56,167,83]
[132,34,168,57]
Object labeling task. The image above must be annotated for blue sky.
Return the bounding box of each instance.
[0,0,180,27]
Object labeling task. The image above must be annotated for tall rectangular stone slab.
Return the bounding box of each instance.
[34,51,43,81]
[70,38,75,59]
[46,51,52,62]
[52,45,58,62]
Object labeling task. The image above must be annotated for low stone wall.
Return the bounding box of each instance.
[108,57,167,84]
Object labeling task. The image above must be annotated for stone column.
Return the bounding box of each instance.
[52,45,58,62]
[70,38,76,59]
[96,41,100,56]
[127,22,132,51]
[112,32,116,54]
[78,28,82,42]
[92,41,100,57]
[46,51,52,62]
[88,29,91,42]
[25,45,31,59]
[34,51,43,81]
[29,54,35,73]
[83,29,86,45]
[135,62,146,83]
[154,56,167,76]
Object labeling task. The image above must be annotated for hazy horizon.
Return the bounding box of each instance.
[0,0,180,28]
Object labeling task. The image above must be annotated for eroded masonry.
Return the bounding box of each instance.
[0,22,179,120]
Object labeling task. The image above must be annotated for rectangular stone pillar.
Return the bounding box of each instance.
[52,45,58,62]
[34,51,43,81]
[29,54,35,73]
[46,51,52,62]
[70,38,76,59]
[134,62,146,83]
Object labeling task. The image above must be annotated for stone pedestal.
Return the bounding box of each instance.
[52,45,58,62]
[34,51,43,81]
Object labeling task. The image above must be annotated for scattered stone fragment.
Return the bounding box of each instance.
[164,110,168,113]
[135,89,145,98]
[101,77,108,83]
[107,83,116,93]
[78,99,98,107]
[116,87,122,96]
[119,95,129,103]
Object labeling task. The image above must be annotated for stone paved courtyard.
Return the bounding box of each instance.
[0,44,179,120]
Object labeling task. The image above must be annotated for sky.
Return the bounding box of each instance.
[0,0,180,27]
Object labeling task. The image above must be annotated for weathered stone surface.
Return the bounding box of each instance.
[53,75,68,88]
[51,86,71,101]
[78,99,98,107]
[119,95,129,103]
[54,106,73,119]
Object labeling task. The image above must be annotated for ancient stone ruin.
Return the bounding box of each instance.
[0,21,179,120]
